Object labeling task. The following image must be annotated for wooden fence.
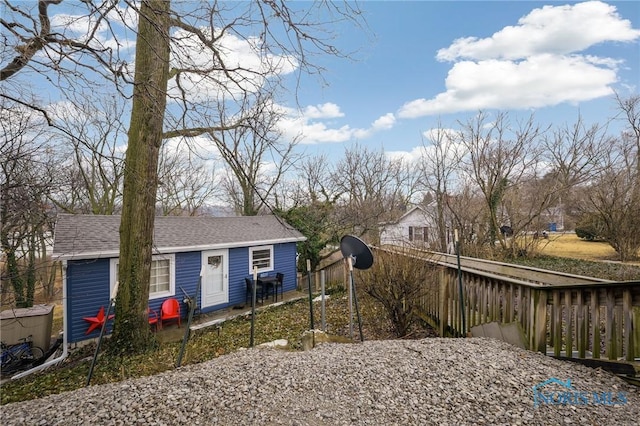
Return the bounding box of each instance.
[316,249,640,363]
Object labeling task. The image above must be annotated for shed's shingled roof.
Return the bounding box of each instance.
[53,214,306,260]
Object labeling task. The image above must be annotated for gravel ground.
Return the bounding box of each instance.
[2,337,639,425]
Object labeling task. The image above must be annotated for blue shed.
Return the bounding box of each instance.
[52,214,306,343]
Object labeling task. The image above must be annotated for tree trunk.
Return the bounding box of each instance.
[112,0,171,355]
[435,191,448,252]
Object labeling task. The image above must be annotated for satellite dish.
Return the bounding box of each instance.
[340,235,374,270]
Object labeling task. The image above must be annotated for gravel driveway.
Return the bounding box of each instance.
[2,337,639,425]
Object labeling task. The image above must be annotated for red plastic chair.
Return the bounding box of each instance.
[148,307,160,331]
[160,298,181,328]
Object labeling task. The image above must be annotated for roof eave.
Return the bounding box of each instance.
[53,236,306,261]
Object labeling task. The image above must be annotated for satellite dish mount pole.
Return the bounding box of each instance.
[347,255,364,342]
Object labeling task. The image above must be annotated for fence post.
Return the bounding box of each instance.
[634,306,640,361]
[576,290,587,359]
[606,291,617,360]
[553,290,562,357]
[623,290,634,362]
[531,289,548,353]
[591,290,601,359]
[438,267,449,337]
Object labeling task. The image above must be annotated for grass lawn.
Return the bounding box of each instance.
[509,232,640,281]
[539,232,621,261]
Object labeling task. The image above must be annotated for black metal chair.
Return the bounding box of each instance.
[245,277,264,306]
[274,272,284,302]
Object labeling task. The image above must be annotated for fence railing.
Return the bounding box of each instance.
[316,249,640,363]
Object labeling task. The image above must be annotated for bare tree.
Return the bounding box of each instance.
[615,93,640,173]
[156,144,222,216]
[213,94,298,216]
[418,123,460,252]
[0,104,56,308]
[47,95,127,215]
[540,115,611,230]
[445,178,487,257]
[579,139,640,261]
[454,112,543,255]
[332,143,419,242]
[575,95,640,261]
[273,155,342,270]
[107,0,171,354]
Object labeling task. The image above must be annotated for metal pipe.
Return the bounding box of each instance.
[176,270,202,367]
[347,258,353,339]
[86,280,118,386]
[350,268,364,342]
[250,267,257,347]
[346,257,364,342]
[86,298,113,386]
[321,269,326,331]
[306,259,314,330]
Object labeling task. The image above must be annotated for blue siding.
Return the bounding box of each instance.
[66,242,300,342]
[67,259,112,343]
[152,251,200,318]
[273,243,299,293]
[225,247,249,310]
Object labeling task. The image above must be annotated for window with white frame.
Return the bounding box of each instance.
[110,254,175,299]
[408,226,428,242]
[249,245,273,273]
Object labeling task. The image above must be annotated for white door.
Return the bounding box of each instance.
[201,250,228,308]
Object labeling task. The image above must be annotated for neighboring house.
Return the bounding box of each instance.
[379,205,440,248]
[53,214,306,344]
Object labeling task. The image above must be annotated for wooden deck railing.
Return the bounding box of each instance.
[316,249,640,363]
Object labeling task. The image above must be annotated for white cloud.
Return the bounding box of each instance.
[372,113,396,130]
[278,114,354,144]
[436,1,640,61]
[163,134,220,159]
[50,3,138,55]
[421,127,457,144]
[166,29,298,103]
[399,54,618,117]
[386,146,425,164]
[303,103,344,119]
[400,1,640,119]
[277,105,396,144]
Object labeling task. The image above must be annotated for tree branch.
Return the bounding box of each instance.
[0,0,62,81]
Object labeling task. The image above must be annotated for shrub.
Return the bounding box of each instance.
[575,213,605,241]
[360,247,437,337]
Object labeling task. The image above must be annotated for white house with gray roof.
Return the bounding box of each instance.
[379,205,440,248]
[53,214,305,343]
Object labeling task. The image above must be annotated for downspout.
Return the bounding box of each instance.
[11,260,69,380]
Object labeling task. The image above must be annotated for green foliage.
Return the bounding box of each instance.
[276,203,337,271]
[575,213,605,241]
[575,227,596,241]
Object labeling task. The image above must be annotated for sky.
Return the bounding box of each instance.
[277,0,640,163]
[3,0,639,172]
